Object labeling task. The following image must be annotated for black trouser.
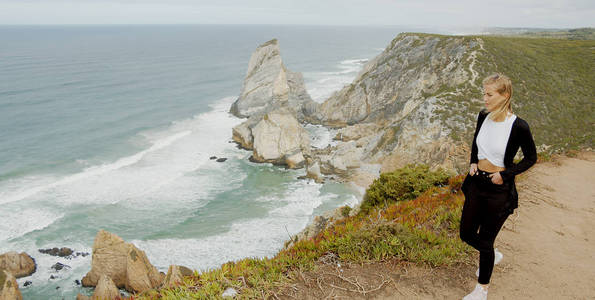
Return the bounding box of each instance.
[459,169,511,284]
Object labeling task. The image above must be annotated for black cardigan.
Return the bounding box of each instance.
[461,108,538,216]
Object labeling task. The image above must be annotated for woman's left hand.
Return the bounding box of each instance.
[489,172,504,185]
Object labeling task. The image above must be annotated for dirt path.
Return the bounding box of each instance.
[485,150,595,299]
[275,150,595,299]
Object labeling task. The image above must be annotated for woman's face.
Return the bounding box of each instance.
[483,84,507,112]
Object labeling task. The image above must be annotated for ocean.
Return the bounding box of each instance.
[0,24,462,299]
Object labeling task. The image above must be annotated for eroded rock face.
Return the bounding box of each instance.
[318,140,364,175]
[76,274,120,300]
[305,33,482,176]
[251,107,311,168]
[125,246,164,293]
[161,265,194,288]
[229,38,318,122]
[81,230,164,294]
[0,251,36,278]
[311,34,472,127]
[334,123,381,143]
[0,269,22,300]
[93,274,121,300]
[231,113,264,150]
[305,161,324,183]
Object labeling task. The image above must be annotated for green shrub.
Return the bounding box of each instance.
[340,205,352,217]
[360,164,450,213]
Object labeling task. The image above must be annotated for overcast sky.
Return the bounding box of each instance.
[0,0,593,28]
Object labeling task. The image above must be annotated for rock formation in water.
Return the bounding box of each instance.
[250,106,311,168]
[229,38,318,121]
[230,39,317,169]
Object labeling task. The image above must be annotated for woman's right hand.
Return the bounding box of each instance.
[469,163,478,176]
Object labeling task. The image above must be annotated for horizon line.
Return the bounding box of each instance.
[0,23,590,30]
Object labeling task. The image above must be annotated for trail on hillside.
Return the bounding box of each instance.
[275,150,595,299]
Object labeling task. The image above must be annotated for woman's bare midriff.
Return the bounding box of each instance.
[477,159,506,173]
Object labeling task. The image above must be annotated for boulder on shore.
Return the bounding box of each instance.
[0,269,22,300]
[77,274,121,300]
[0,251,36,278]
[81,229,164,294]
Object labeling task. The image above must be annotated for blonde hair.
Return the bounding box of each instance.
[482,73,513,122]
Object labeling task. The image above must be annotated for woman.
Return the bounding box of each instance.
[459,73,537,300]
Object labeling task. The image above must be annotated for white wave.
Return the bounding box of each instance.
[0,96,246,240]
[0,209,63,243]
[303,57,369,103]
[131,179,340,273]
[304,123,340,149]
[0,130,192,206]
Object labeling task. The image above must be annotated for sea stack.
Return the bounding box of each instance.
[230,38,318,169]
[229,38,318,122]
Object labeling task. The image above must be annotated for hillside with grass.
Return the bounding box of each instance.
[482,27,595,40]
[455,33,594,153]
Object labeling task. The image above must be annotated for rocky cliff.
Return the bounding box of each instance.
[229,38,318,121]
[307,33,486,185]
[230,39,318,169]
[231,32,594,189]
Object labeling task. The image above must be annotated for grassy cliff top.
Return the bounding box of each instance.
[396,31,594,155]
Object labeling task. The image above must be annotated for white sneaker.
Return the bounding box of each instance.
[494,248,503,264]
[462,283,488,300]
[476,248,503,277]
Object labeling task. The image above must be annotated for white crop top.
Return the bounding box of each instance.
[477,112,517,167]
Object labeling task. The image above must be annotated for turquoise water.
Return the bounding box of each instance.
[0,24,456,299]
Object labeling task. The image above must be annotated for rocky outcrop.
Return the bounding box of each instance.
[232,113,263,150]
[161,265,194,288]
[229,38,318,122]
[230,39,320,170]
[0,252,36,278]
[317,140,364,176]
[306,161,324,183]
[334,123,381,145]
[82,229,164,294]
[250,106,311,169]
[311,34,472,126]
[39,247,89,259]
[0,269,22,300]
[77,274,121,300]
